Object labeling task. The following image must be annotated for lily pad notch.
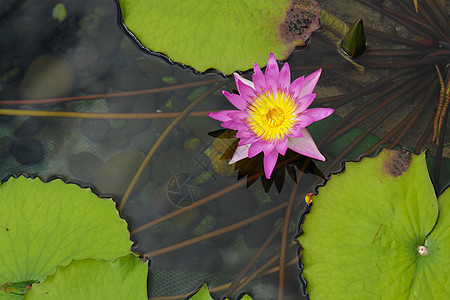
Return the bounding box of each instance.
[117,0,321,74]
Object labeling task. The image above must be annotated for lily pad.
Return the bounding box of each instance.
[0,176,132,294]
[0,291,23,300]
[24,254,148,299]
[118,0,321,74]
[299,148,449,298]
[189,285,213,300]
[189,284,253,300]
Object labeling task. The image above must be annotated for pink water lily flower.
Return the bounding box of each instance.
[209,54,334,179]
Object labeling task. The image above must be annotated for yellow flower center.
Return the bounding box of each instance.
[246,91,297,142]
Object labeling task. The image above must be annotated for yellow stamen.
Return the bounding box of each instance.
[246,91,297,142]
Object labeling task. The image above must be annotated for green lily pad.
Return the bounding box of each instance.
[24,254,148,299]
[415,187,450,298]
[118,0,321,74]
[298,148,449,298]
[0,176,132,294]
[189,284,253,300]
[0,291,22,300]
[189,285,213,300]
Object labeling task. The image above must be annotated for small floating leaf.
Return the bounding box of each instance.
[189,284,253,300]
[118,0,321,74]
[52,3,67,22]
[299,149,450,298]
[319,9,349,40]
[189,284,213,300]
[340,18,366,57]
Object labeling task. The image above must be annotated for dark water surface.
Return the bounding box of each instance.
[0,0,448,299]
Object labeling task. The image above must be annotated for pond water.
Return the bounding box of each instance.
[0,0,448,299]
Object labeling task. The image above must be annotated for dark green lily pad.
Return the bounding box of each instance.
[299,148,449,298]
[24,254,148,299]
[0,176,132,296]
[118,0,321,74]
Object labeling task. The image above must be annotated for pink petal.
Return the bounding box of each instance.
[294,93,316,113]
[275,138,288,156]
[248,140,265,157]
[294,114,316,128]
[287,125,304,138]
[289,75,304,99]
[278,63,291,91]
[227,110,249,121]
[263,150,279,179]
[299,69,321,98]
[238,136,257,146]
[235,130,254,139]
[222,90,247,110]
[265,53,279,92]
[252,63,266,93]
[222,120,247,130]
[262,142,276,155]
[288,128,326,161]
[233,73,255,89]
[236,77,256,102]
[302,108,334,122]
[208,110,235,122]
[229,144,250,164]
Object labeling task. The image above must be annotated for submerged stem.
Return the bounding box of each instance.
[0,109,210,119]
[0,79,223,105]
[120,82,225,214]
[144,202,288,258]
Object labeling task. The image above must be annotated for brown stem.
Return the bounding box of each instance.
[416,0,450,42]
[392,0,417,16]
[316,73,422,149]
[232,243,295,297]
[223,222,284,297]
[329,77,422,142]
[278,177,302,300]
[314,68,413,106]
[363,79,437,155]
[119,82,225,214]
[131,176,246,236]
[425,0,450,39]
[290,63,351,71]
[0,79,224,105]
[434,113,447,193]
[415,113,435,154]
[365,49,426,57]
[388,79,439,148]
[313,95,347,105]
[391,0,442,39]
[362,54,446,69]
[0,109,210,119]
[357,0,435,39]
[322,83,419,176]
[364,26,427,48]
[149,251,299,300]
[131,150,305,236]
[144,202,288,258]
